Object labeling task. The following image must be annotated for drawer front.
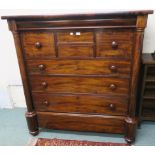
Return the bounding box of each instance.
[96,29,134,58]
[58,44,94,57]
[30,76,129,95]
[37,112,125,134]
[32,93,128,115]
[21,32,55,59]
[57,31,93,43]
[96,42,132,58]
[27,59,131,77]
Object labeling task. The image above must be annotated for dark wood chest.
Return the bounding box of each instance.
[2,10,153,144]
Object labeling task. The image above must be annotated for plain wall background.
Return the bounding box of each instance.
[0,7,155,108]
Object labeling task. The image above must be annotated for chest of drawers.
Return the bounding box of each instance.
[2,10,153,144]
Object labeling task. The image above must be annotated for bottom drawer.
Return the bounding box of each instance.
[37,112,125,134]
[32,93,128,116]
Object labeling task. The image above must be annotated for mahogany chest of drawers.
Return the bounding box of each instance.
[2,10,153,143]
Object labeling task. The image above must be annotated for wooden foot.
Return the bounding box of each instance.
[125,117,137,144]
[25,111,39,136]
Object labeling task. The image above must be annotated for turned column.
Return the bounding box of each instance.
[125,15,148,143]
[8,20,39,136]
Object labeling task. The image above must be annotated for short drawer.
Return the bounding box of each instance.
[30,76,129,96]
[96,29,134,59]
[57,31,93,43]
[32,93,128,115]
[58,44,94,57]
[96,41,133,58]
[21,32,55,59]
[26,59,131,77]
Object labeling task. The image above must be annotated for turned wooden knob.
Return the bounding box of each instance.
[109,65,117,72]
[109,104,115,110]
[35,42,42,48]
[43,100,49,106]
[111,41,118,49]
[74,66,79,70]
[109,84,117,90]
[38,64,46,71]
[41,82,48,88]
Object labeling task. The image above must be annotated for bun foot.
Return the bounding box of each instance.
[125,137,133,145]
[30,130,39,136]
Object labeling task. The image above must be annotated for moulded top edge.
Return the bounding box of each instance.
[1,10,154,20]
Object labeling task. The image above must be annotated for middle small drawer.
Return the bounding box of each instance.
[26,59,131,77]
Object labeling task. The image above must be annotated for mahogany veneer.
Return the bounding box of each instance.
[2,10,153,144]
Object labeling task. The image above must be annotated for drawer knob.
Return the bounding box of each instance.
[41,82,48,88]
[35,42,42,48]
[109,84,117,90]
[109,65,117,72]
[43,100,49,106]
[109,104,115,110]
[38,64,46,71]
[111,41,118,49]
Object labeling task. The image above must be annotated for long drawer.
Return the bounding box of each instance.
[26,59,131,77]
[32,93,128,115]
[30,75,129,95]
[37,112,125,134]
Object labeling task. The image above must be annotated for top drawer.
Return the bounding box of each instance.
[57,31,94,43]
[21,32,55,59]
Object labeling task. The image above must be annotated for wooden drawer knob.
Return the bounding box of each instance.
[41,82,48,88]
[111,41,118,49]
[35,42,42,48]
[43,100,49,106]
[109,84,117,90]
[38,64,46,71]
[109,65,117,72]
[109,104,115,110]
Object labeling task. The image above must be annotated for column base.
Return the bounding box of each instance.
[125,117,137,144]
[25,111,39,136]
